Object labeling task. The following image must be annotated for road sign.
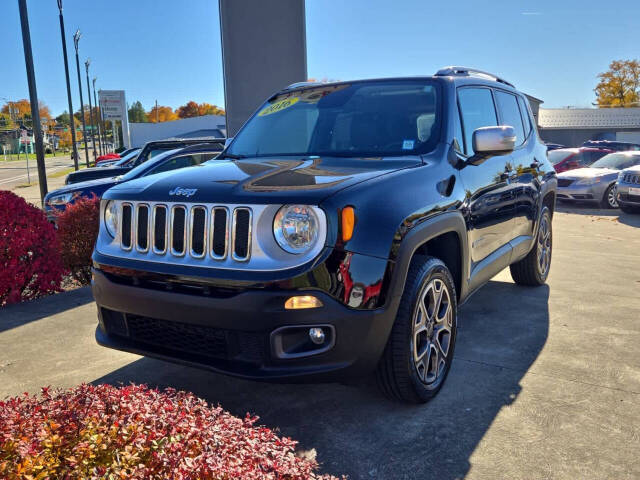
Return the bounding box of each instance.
[98,90,130,148]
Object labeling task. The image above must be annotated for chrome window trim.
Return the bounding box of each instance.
[170,205,187,257]
[210,206,229,260]
[152,204,168,255]
[120,202,133,251]
[189,205,208,259]
[135,203,151,253]
[231,207,252,262]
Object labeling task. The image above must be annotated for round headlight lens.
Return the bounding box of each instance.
[104,201,119,238]
[273,205,319,254]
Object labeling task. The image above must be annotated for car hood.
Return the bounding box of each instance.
[621,165,640,174]
[557,167,619,179]
[53,176,120,195]
[67,166,130,184]
[104,156,422,204]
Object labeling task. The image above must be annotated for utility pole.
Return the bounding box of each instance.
[92,77,103,155]
[56,0,78,171]
[73,30,89,167]
[155,99,159,123]
[17,0,47,204]
[85,59,97,162]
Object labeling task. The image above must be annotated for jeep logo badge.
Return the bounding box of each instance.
[169,187,198,197]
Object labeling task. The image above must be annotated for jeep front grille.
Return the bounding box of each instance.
[119,202,252,262]
[622,173,640,185]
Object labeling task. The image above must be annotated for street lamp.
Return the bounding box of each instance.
[92,77,103,155]
[56,0,79,171]
[93,78,108,153]
[84,58,97,161]
[73,29,90,167]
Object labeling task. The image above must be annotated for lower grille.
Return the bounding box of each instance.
[557,179,574,187]
[100,308,265,364]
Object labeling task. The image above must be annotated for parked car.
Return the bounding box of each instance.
[582,140,640,152]
[97,148,141,168]
[91,67,556,403]
[549,147,613,173]
[544,142,566,151]
[44,144,222,222]
[95,153,120,165]
[556,151,640,208]
[616,165,640,213]
[65,138,225,184]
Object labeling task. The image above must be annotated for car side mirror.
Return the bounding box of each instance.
[224,137,234,148]
[466,126,516,166]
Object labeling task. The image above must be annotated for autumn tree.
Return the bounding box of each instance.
[594,60,640,107]
[128,101,148,123]
[147,105,177,123]
[176,101,225,118]
[1,99,51,124]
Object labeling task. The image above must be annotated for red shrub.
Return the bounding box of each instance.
[0,190,64,306]
[0,384,343,480]
[55,195,101,285]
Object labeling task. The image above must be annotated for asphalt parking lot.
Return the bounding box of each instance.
[1,204,639,480]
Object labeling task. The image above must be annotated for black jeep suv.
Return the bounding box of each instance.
[92,67,556,403]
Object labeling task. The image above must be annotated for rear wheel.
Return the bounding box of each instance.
[601,183,619,209]
[376,256,457,403]
[510,206,552,286]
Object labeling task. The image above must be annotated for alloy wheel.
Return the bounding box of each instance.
[412,278,453,385]
[607,185,619,208]
[537,214,552,276]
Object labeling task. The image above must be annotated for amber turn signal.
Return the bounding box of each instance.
[341,206,355,242]
[284,295,323,310]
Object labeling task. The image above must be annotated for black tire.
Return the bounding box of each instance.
[600,183,618,209]
[510,206,552,286]
[619,203,640,214]
[376,256,457,403]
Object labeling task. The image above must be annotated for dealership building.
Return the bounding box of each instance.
[537,107,640,147]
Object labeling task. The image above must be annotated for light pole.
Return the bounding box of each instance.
[85,59,97,161]
[56,0,78,170]
[92,77,103,155]
[73,30,89,167]
[17,0,47,203]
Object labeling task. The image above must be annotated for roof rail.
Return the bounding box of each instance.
[435,66,515,88]
[284,81,323,90]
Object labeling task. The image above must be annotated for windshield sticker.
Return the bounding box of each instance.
[402,140,415,150]
[258,97,300,116]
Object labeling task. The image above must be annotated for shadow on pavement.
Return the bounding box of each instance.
[93,280,549,479]
[555,202,618,217]
[616,212,640,228]
[0,287,93,334]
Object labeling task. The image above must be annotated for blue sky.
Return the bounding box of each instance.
[1,0,638,116]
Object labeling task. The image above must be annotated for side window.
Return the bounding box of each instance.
[150,155,196,175]
[517,96,533,138]
[189,152,219,164]
[495,91,526,146]
[458,88,498,155]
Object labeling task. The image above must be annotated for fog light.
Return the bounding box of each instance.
[309,327,326,345]
[284,295,323,309]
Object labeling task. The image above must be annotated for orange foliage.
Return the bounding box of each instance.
[147,105,177,123]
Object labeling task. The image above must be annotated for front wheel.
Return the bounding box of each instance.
[376,256,457,403]
[510,206,552,286]
[601,183,619,209]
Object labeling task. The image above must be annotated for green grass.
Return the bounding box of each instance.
[1,152,68,162]
[48,164,88,179]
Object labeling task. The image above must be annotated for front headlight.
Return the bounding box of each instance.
[575,177,602,186]
[273,205,319,254]
[104,200,119,238]
[47,192,76,205]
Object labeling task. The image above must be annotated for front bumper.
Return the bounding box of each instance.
[617,183,640,206]
[92,268,397,382]
[556,182,607,202]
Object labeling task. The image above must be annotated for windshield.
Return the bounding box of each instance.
[590,153,640,170]
[118,148,181,181]
[548,149,576,165]
[227,80,441,158]
[114,149,141,166]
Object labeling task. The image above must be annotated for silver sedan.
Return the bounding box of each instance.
[556,151,640,209]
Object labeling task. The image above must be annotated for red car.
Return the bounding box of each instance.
[549,147,613,173]
[95,153,120,165]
